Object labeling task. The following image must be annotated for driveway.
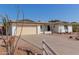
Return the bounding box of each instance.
[20,33,79,55]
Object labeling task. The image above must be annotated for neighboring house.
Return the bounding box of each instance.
[7,20,73,36]
[49,22,72,33]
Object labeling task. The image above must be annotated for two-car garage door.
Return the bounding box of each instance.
[16,25,37,36]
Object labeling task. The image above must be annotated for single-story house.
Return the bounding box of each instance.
[7,20,73,36]
[7,21,51,36]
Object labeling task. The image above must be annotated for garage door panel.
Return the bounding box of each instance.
[16,26,37,35]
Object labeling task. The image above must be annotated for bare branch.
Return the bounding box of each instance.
[14,9,24,53]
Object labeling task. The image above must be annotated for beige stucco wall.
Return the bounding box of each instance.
[16,25,37,35]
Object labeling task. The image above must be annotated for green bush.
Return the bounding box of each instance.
[71,23,79,32]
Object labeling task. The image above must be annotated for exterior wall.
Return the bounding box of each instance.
[49,25,54,33]
[7,25,15,36]
[12,26,16,35]
[58,25,65,33]
[67,26,72,33]
[51,25,60,33]
[36,25,41,34]
[54,25,59,33]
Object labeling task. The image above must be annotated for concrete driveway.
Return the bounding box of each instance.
[20,33,79,55]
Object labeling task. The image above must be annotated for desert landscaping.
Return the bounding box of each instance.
[0,32,79,55]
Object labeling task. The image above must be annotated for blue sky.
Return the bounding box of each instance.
[0,4,79,22]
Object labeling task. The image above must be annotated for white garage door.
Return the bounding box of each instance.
[16,25,37,35]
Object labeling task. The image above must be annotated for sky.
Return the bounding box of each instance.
[0,4,79,22]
